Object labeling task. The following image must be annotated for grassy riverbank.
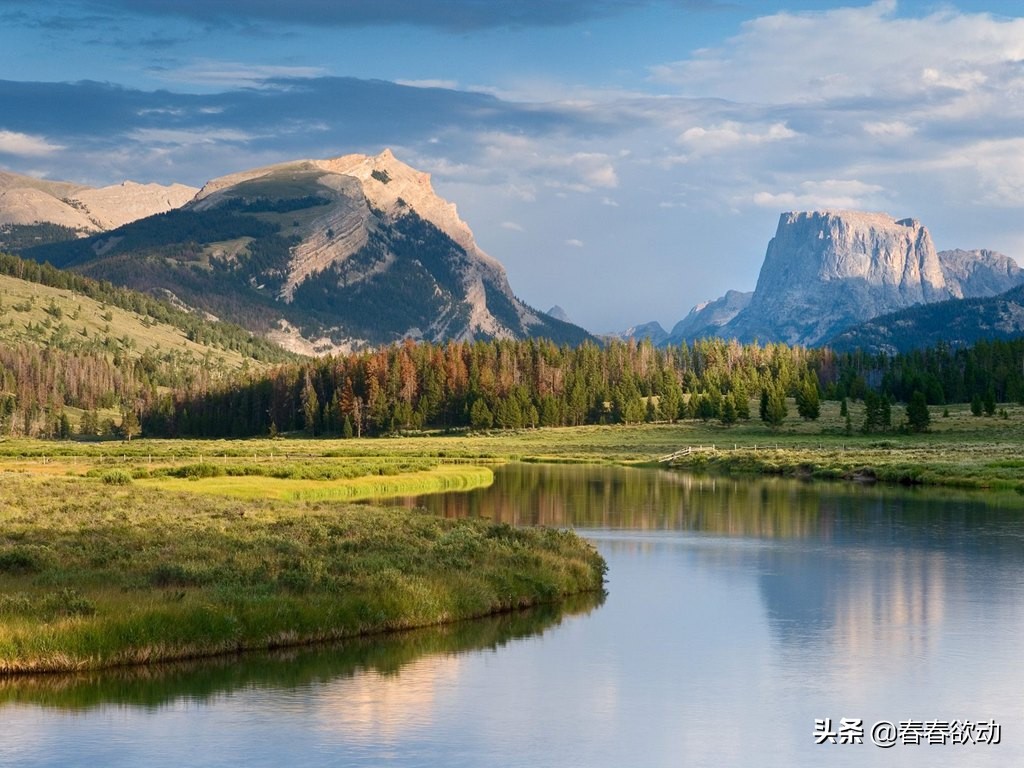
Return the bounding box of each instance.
[0,474,604,674]
[2,398,1020,492]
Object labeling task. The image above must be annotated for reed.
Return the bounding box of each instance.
[0,475,605,674]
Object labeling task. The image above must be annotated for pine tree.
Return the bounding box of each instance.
[760,384,787,428]
[795,375,820,420]
[469,398,493,430]
[720,394,737,426]
[906,390,931,432]
[301,371,320,436]
[120,408,141,441]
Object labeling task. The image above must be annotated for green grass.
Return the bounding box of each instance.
[136,464,495,501]
[0,272,259,374]
[2,397,1023,492]
[0,474,605,674]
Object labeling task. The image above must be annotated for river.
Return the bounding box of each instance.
[3,463,1022,767]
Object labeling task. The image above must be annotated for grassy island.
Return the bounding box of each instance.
[0,472,604,674]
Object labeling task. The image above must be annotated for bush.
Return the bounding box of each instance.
[0,548,41,574]
[101,469,133,485]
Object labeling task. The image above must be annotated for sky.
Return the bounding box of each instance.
[2,0,1024,333]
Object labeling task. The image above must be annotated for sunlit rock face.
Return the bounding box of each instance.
[938,248,1024,299]
[718,210,954,346]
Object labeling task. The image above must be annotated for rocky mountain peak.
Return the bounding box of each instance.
[11,152,590,353]
[315,149,501,271]
[755,210,947,299]
[664,210,1024,348]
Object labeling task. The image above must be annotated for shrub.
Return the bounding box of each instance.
[101,469,133,485]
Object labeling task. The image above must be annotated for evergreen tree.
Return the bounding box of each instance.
[645,396,658,423]
[880,395,892,431]
[301,372,320,436]
[120,408,141,441]
[795,374,820,420]
[970,393,983,416]
[760,385,787,428]
[58,412,72,440]
[983,387,996,416]
[469,398,493,430]
[906,390,931,432]
[720,394,737,426]
[862,390,883,433]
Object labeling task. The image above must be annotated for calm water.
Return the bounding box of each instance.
[4,464,1024,767]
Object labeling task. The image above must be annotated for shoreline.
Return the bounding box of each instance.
[0,474,606,676]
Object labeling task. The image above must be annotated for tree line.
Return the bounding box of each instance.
[137,335,1024,439]
[4,296,1024,441]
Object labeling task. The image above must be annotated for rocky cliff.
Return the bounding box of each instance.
[17,150,590,352]
[664,289,752,345]
[724,211,951,345]
[938,249,1024,298]
[669,211,1023,347]
[0,170,196,233]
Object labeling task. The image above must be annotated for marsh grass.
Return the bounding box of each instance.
[0,592,606,710]
[0,475,604,674]
[2,399,1023,492]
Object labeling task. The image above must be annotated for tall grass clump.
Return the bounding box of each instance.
[0,475,604,674]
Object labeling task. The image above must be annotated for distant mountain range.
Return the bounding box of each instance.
[622,210,1024,352]
[827,283,1024,353]
[5,151,591,353]
[6,162,1024,356]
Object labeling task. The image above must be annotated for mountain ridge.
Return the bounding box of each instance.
[10,151,591,352]
[661,210,1024,347]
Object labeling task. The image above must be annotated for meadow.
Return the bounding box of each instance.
[2,397,1019,492]
[2,395,1021,673]
[0,470,604,674]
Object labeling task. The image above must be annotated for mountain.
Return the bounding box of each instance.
[663,290,751,345]
[605,321,669,346]
[15,151,591,353]
[827,283,1024,353]
[666,211,1024,347]
[0,170,196,241]
[938,248,1024,298]
[546,305,572,323]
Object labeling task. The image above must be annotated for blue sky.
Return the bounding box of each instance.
[2,0,1024,332]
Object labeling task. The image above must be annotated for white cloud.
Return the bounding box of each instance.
[862,121,916,139]
[395,79,460,90]
[473,133,620,193]
[651,1,1024,109]
[566,238,584,248]
[128,128,257,146]
[0,130,64,157]
[157,61,327,88]
[677,121,797,154]
[501,221,524,231]
[751,179,887,211]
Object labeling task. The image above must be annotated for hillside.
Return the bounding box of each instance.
[17,151,592,352]
[827,283,1024,353]
[0,254,294,375]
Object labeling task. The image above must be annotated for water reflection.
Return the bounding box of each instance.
[0,593,603,712]
[7,464,1024,768]
[408,462,1024,544]
[409,463,1024,682]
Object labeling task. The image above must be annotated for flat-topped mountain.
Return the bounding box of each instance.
[14,150,590,352]
[0,170,196,235]
[670,210,1024,347]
